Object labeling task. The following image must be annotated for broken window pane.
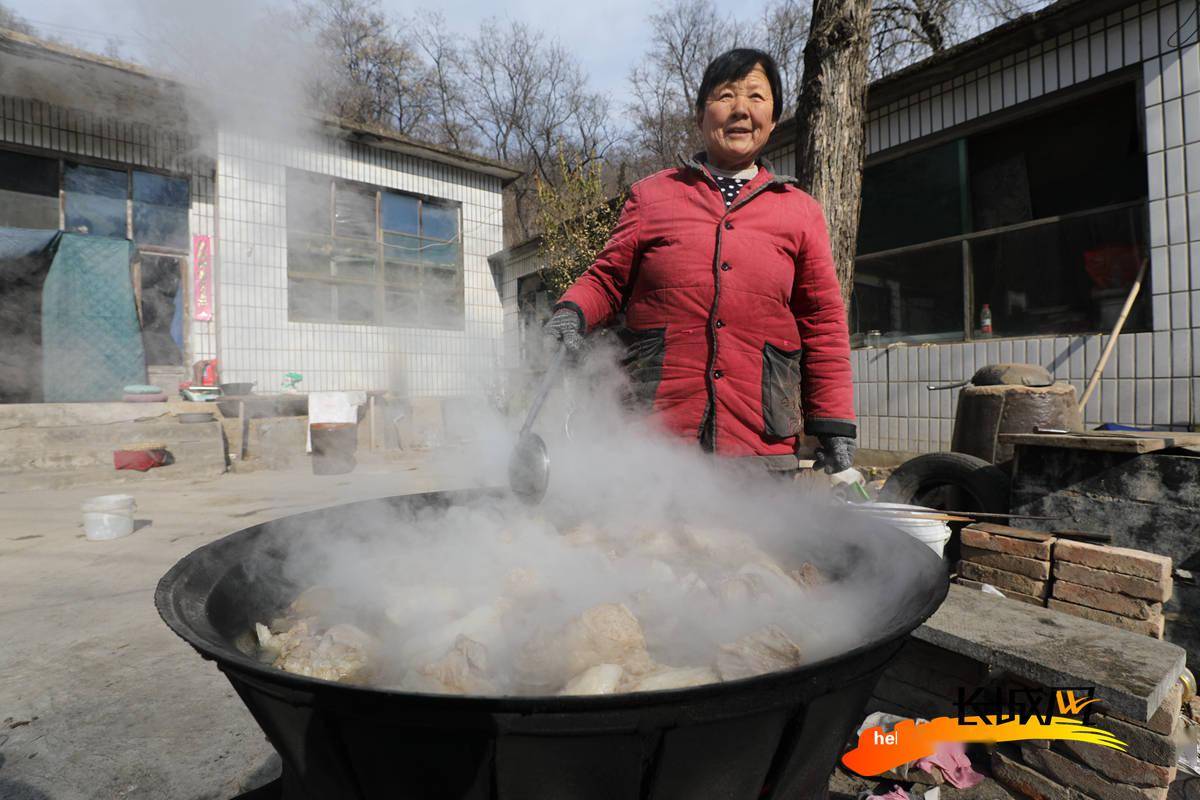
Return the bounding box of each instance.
[287,170,331,233]
[132,171,189,250]
[381,192,418,235]
[335,184,375,240]
[0,149,58,229]
[64,163,126,238]
[288,277,334,321]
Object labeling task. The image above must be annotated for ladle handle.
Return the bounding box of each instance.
[519,344,568,437]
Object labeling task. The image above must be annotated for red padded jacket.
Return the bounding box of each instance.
[557,154,856,461]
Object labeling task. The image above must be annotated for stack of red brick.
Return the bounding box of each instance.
[954,525,1173,640]
[957,523,1053,605]
[1048,540,1172,639]
[991,681,1183,800]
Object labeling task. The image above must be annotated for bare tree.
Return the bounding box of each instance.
[409,12,476,152]
[870,0,961,77]
[795,0,874,304]
[452,19,617,242]
[300,0,436,136]
[870,0,1053,77]
[0,3,37,35]
[761,0,812,116]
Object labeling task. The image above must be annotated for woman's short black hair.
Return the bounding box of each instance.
[695,48,784,122]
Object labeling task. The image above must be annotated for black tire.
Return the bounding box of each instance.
[879,451,1010,513]
[879,452,1011,569]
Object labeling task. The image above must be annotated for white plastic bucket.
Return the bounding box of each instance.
[82,494,136,541]
[870,502,952,558]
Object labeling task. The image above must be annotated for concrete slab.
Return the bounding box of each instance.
[914,584,1187,722]
[0,457,487,800]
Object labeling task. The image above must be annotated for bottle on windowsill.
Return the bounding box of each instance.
[980,303,993,336]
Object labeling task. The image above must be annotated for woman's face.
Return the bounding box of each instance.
[697,64,776,171]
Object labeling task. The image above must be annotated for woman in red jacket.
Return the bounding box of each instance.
[545,48,856,474]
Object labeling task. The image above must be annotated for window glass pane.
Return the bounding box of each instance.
[287,232,334,276]
[332,238,376,281]
[132,171,189,249]
[969,205,1149,337]
[335,184,375,240]
[384,289,419,325]
[64,163,126,237]
[421,202,459,241]
[426,266,459,292]
[381,192,419,234]
[858,140,965,254]
[288,277,334,321]
[287,170,330,233]
[421,239,460,267]
[0,150,58,229]
[851,242,964,345]
[383,254,421,290]
[384,232,421,264]
[337,283,377,323]
[969,84,1144,226]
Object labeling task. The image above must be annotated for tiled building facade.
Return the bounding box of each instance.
[0,31,517,402]
[763,0,1200,452]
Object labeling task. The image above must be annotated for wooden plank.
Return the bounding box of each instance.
[1000,431,1200,454]
[966,522,1056,542]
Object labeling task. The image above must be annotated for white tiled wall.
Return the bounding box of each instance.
[496,245,544,369]
[0,88,507,398]
[767,0,1200,452]
[213,131,507,396]
[0,93,217,363]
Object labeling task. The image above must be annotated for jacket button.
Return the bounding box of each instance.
[724,220,733,230]
[720,262,731,271]
[713,370,724,379]
[715,320,725,328]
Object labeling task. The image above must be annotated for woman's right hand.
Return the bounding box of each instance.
[544,308,585,353]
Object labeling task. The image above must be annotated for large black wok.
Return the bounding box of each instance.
[156,489,948,800]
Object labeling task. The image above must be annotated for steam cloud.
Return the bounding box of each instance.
[262,341,932,696]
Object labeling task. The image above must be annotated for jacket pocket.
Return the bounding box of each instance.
[618,327,667,409]
[762,342,804,438]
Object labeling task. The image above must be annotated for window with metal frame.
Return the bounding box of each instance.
[851,81,1149,347]
[0,147,191,253]
[286,169,464,329]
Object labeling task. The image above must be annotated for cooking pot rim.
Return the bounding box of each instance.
[155,490,949,709]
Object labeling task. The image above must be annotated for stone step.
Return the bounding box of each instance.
[0,401,216,429]
[0,420,227,475]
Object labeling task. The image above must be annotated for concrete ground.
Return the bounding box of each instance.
[0,458,1010,800]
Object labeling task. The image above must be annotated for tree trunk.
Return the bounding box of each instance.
[794,0,874,307]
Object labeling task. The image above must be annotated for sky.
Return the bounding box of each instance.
[2,0,752,99]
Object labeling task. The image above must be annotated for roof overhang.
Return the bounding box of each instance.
[771,0,1138,141]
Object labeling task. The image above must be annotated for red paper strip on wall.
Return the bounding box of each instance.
[193,234,213,321]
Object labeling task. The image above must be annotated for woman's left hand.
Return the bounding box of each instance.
[814,435,856,473]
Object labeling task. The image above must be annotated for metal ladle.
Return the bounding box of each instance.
[508,344,568,504]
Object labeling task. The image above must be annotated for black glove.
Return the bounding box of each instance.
[814,434,856,474]
[544,308,585,353]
